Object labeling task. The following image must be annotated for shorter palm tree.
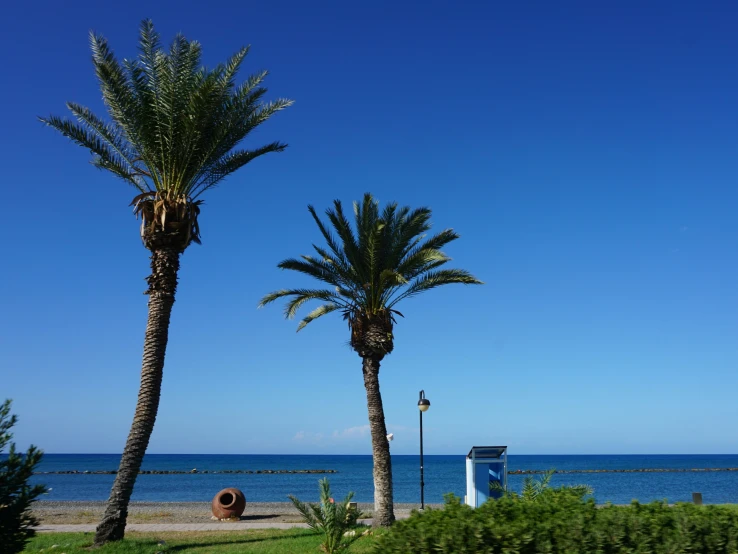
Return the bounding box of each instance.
[260,193,482,526]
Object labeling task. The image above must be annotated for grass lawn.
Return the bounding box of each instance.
[23,529,381,553]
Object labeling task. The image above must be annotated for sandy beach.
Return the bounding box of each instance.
[33,501,442,525]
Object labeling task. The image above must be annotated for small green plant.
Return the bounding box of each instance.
[0,399,47,554]
[492,468,593,502]
[289,478,366,553]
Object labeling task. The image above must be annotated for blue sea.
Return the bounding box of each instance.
[32,454,738,505]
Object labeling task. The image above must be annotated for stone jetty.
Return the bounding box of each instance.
[34,469,339,475]
[508,468,738,474]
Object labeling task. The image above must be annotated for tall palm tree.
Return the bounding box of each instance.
[40,20,291,545]
[259,194,482,526]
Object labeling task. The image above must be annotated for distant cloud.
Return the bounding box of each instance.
[387,424,416,434]
[292,430,325,443]
[293,423,411,445]
[332,425,370,439]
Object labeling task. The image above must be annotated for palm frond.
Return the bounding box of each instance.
[563,484,594,497]
[297,303,342,332]
[257,288,347,319]
[38,114,146,191]
[287,495,320,533]
[307,205,349,264]
[493,468,593,503]
[129,19,166,182]
[520,475,537,500]
[196,96,291,175]
[66,102,141,167]
[388,269,483,308]
[395,248,450,281]
[310,246,359,289]
[167,35,204,194]
[391,207,433,264]
[538,469,554,490]
[283,291,341,320]
[219,46,250,89]
[277,257,347,288]
[521,469,554,501]
[261,195,482,332]
[191,141,287,198]
[90,31,156,175]
[354,193,379,259]
[325,200,364,279]
[289,479,365,554]
[43,19,292,216]
[379,269,407,287]
[415,227,459,251]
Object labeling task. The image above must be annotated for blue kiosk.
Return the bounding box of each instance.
[465,446,508,507]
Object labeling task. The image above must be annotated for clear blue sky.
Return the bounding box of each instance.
[2,0,736,456]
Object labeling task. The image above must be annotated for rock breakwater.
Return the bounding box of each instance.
[509,468,738,474]
[34,468,339,475]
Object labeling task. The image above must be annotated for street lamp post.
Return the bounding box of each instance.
[418,390,430,510]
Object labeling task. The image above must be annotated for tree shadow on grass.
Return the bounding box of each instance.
[238,514,282,521]
[167,530,317,552]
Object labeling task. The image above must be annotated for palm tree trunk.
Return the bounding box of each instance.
[362,356,395,527]
[94,247,180,545]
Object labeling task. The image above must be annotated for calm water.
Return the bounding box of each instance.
[31,454,738,504]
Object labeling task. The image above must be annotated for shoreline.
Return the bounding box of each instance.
[33,501,441,525]
[32,498,734,525]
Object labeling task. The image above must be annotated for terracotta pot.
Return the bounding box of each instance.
[211,487,246,519]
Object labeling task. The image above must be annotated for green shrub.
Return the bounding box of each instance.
[0,399,47,554]
[375,493,738,554]
[289,477,366,553]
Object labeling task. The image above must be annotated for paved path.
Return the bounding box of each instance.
[37,519,379,533]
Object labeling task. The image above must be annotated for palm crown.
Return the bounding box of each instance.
[260,193,482,339]
[40,20,291,248]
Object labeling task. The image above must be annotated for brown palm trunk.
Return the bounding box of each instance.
[94,248,180,545]
[362,356,395,527]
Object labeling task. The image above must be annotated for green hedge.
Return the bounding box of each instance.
[374,494,738,554]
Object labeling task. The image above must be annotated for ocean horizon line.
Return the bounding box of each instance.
[34,452,738,456]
